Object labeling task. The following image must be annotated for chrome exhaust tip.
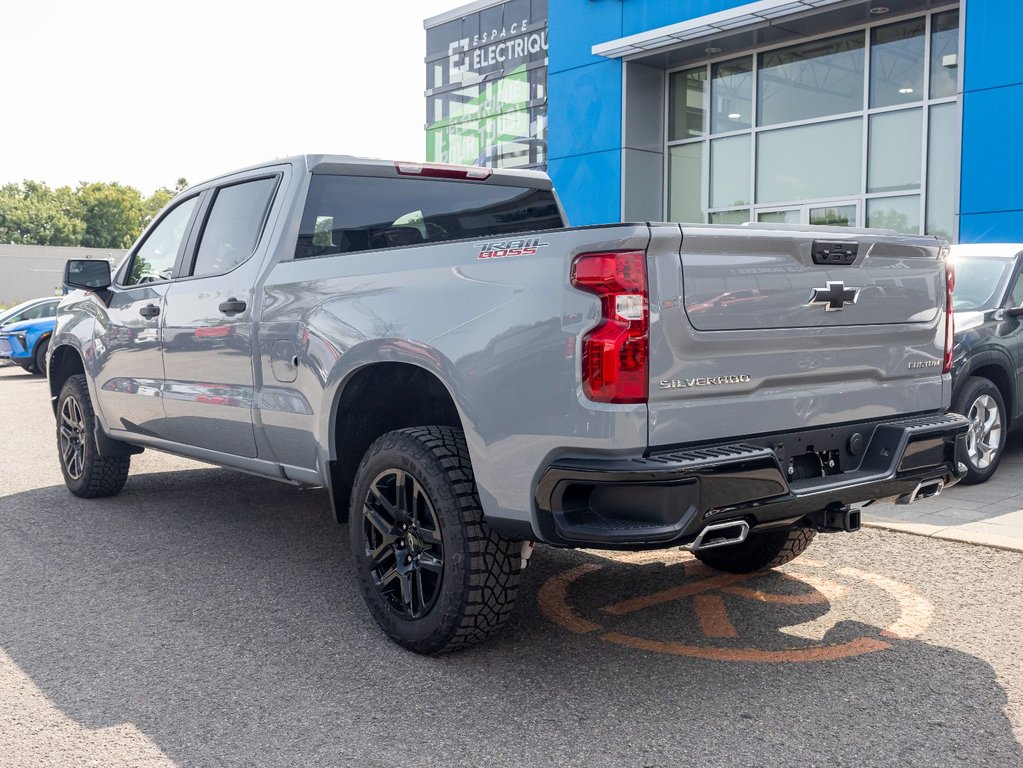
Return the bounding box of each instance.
[684,520,750,552]
[896,478,945,505]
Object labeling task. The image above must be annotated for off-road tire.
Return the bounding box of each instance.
[952,376,1007,485]
[349,426,522,654]
[695,526,816,573]
[33,338,49,377]
[57,374,130,498]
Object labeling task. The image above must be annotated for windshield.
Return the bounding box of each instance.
[952,257,1014,311]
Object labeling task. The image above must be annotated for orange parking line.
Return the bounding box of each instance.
[693,594,739,638]
[600,632,891,662]
[537,563,604,634]
[601,573,747,616]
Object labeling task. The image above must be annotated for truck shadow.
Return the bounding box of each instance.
[0,467,1020,767]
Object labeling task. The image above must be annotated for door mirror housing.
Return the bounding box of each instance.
[64,259,111,292]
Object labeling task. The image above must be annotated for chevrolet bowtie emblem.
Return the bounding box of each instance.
[807,281,860,311]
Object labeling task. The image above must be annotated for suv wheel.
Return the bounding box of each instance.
[57,374,131,497]
[33,337,49,377]
[953,376,1007,485]
[349,426,521,654]
[695,527,816,573]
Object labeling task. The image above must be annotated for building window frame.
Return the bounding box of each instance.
[662,5,960,238]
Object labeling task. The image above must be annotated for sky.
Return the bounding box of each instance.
[1,0,459,195]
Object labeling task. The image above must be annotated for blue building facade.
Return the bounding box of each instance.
[434,0,1016,244]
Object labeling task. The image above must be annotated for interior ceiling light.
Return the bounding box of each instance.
[899,87,915,94]
[870,6,890,14]
[705,46,722,53]
[728,112,742,119]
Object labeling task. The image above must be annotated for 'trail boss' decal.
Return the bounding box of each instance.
[476,237,549,260]
[660,375,751,389]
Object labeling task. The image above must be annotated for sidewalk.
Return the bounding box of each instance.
[864,433,1023,553]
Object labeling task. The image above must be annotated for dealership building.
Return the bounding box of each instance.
[426,0,1018,243]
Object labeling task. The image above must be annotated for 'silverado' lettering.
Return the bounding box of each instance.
[659,375,752,389]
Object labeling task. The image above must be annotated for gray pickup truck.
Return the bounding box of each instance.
[51,155,969,653]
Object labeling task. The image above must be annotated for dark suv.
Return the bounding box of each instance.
[949,244,1023,483]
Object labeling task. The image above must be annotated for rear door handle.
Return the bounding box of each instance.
[218,298,246,316]
[139,304,160,319]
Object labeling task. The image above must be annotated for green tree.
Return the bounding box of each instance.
[0,181,85,245]
[143,178,189,226]
[76,182,145,249]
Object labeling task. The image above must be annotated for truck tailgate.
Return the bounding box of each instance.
[647,224,950,449]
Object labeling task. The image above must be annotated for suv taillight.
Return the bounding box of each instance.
[571,251,649,404]
[943,260,955,373]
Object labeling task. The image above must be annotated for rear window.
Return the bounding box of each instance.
[295,174,563,259]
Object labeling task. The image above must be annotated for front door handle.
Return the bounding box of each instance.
[139,304,160,319]
[218,298,247,316]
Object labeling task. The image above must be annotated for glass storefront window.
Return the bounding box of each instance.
[868,108,922,193]
[710,134,750,208]
[930,11,960,99]
[709,210,749,224]
[757,119,862,204]
[758,210,801,224]
[810,205,856,227]
[927,102,957,240]
[711,57,752,133]
[661,11,957,234]
[668,143,704,222]
[758,33,864,126]
[870,19,926,108]
[669,67,707,141]
[867,195,920,234]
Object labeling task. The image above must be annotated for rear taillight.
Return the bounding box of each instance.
[571,251,649,404]
[943,260,955,373]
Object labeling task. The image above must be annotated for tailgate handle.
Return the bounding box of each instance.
[812,240,858,266]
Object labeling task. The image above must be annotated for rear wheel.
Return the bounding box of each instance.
[952,376,1007,485]
[695,527,816,573]
[57,374,130,498]
[349,426,521,654]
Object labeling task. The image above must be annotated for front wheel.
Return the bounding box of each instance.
[33,338,49,377]
[349,426,522,654]
[57,374,130,498]
[695,527,816,573]
[952,376,1007,485]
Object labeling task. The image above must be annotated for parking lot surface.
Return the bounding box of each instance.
[2,364,1022,767]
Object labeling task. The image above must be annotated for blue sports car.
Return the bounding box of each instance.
[0,296,60,375]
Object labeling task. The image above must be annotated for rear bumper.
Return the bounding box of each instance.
[533,413,970,549]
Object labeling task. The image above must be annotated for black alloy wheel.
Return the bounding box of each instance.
[56,374,130,497]
[349,426,522,654]
[362,468,445,620]
[59,392,88,481]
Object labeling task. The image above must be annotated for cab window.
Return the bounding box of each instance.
[190,177,278,277]
[122,196,199,286]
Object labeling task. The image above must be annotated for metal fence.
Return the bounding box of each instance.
[0,245,127,307]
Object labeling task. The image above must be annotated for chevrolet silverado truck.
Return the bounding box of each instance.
[50,155,969,653]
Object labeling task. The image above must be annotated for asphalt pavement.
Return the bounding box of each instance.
[1,364,1022,767]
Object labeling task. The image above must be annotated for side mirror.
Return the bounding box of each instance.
[64,259,111,291]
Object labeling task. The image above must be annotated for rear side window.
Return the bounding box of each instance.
[15,301,57,321]
[191,177,278,277]
[295,174,563,259]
